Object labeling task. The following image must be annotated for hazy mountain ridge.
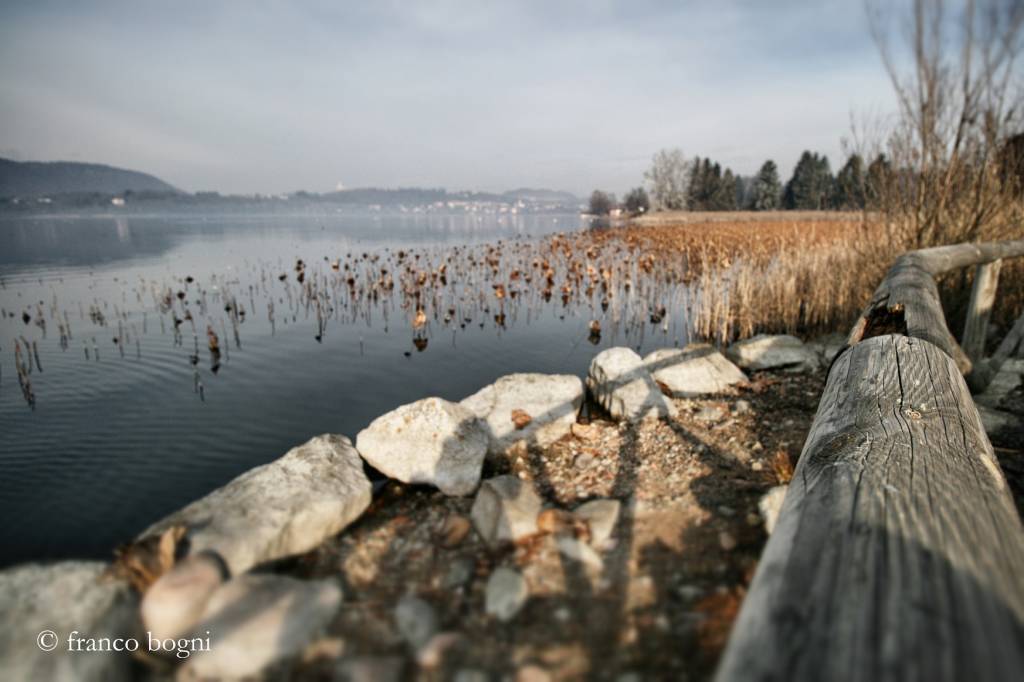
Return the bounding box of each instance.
[0,158,179,197]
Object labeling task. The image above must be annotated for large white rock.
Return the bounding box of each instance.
[180,574,341,680]
[644,345,747,397]
[461,373,584,456]
[586,347,677,421]
[357,397,488,496]
[0,561,138,682]
[142,434,372,576]
[471,475,543,546]
[725,334,817,371]
[141,552,226,642]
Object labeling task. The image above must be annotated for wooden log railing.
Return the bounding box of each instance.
[716,240,1024,682]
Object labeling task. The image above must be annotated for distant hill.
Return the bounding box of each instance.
[0,158,178,197]
[502,188,580,204]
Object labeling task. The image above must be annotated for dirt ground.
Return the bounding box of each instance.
[273,367,828,681]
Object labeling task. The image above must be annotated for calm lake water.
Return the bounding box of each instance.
[0,212,691,566]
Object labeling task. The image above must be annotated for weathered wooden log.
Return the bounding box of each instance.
[716,334,1024,682]
[961,259,1002,364]
[847,240,1024,376]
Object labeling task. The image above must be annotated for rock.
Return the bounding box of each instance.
[357,397,488,496]
[556,536,604,571]
[141,552,227,642]
[440,557,476,590]
[337,656,406,682]
[517,665,554,682]
[416,631,462,668]
[644,345,747,397]
[759,485,788,535]
[573,452,596,468]
[694,405,727,423]
[587,347,677,422]
[571,422,599,440]
[454,669,491,682]
[485,568,529,622]
[725,334,817,371]
[394,595,438,651]
[141,434,371,575]
[437,514,472,548]
[537,508,575,534]
[180,574,341,680]
[806,332,846,364]
[734,399,752,415]
[573,499,620,549]
[718,531,738,551]
[461,373,584,456]
[0,561,138,682]
[470,475,543,546]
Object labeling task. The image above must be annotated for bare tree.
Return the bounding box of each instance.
[867,0,1024,247]
[644,148,690,211]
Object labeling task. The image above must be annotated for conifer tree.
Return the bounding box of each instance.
[749,160,782,210]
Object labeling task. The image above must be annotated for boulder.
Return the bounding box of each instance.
[0,561,138,682]
[806,333,847,365]
[461,373,584,456]
[180,574,341,680]
[471,475,543,546]
[141,434,372,576]
[643,345,747,397]
[357,398,488,496]
[141,552,227,642]
[485,568,529,622]
[725,334,817,371]
[587,347,677,422]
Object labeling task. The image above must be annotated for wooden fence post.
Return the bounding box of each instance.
[962,259,1003,365]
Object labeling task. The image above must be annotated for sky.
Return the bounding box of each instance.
[0,0,899,196]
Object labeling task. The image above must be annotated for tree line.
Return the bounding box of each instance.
[588,148,895,216]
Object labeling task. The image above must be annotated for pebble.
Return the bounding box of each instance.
[485,567,528,622]
[734,399,752,415]
[574,498,621,549]
[437,514,472,548]
[675,584,703,600]
[694,405,727,423]
[719,531,738,551]
[394,595,438,650]
[337,656,405,682]
[556,535,604,571]
[416,632,462,669]
[517,664,553,682]
[454,670,491,682]
[751,461,764,471]
[441,557,476,590]
[573,452,596,468]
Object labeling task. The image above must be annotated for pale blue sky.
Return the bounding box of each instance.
[0,1,897,195]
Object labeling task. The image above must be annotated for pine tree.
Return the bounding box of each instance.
[833,154,866,209]
[750,160,782,210]
[783,151,834,209]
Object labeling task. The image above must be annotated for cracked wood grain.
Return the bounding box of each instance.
[716,335,1024,682]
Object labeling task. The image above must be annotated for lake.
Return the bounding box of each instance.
[0,212,695,566]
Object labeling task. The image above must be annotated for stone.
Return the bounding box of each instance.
[141,552,227,642]
[437,514,472,548]
[394,595,438,651]
[485,568,529,622]
[806,332,847,364]
[141,434,371,576]
[718,530,738,551]
[644,344,747,397]
[471,475,543,546]
[587,347,677,422]
[461,373,584,456]
[725,334,817,371]
[180,574,341,680]
[416,632,462,668]
[694,405,727,423]
[336,656,406,682]
[573,499,620,550]
[556,536,604,571]
[357,397,488,496]
[734,399,752,415]
[759,485,788,535]
[440,557,476,590]
[454,669,491,682]
[517,665,554,682]
[0,561,138,682]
